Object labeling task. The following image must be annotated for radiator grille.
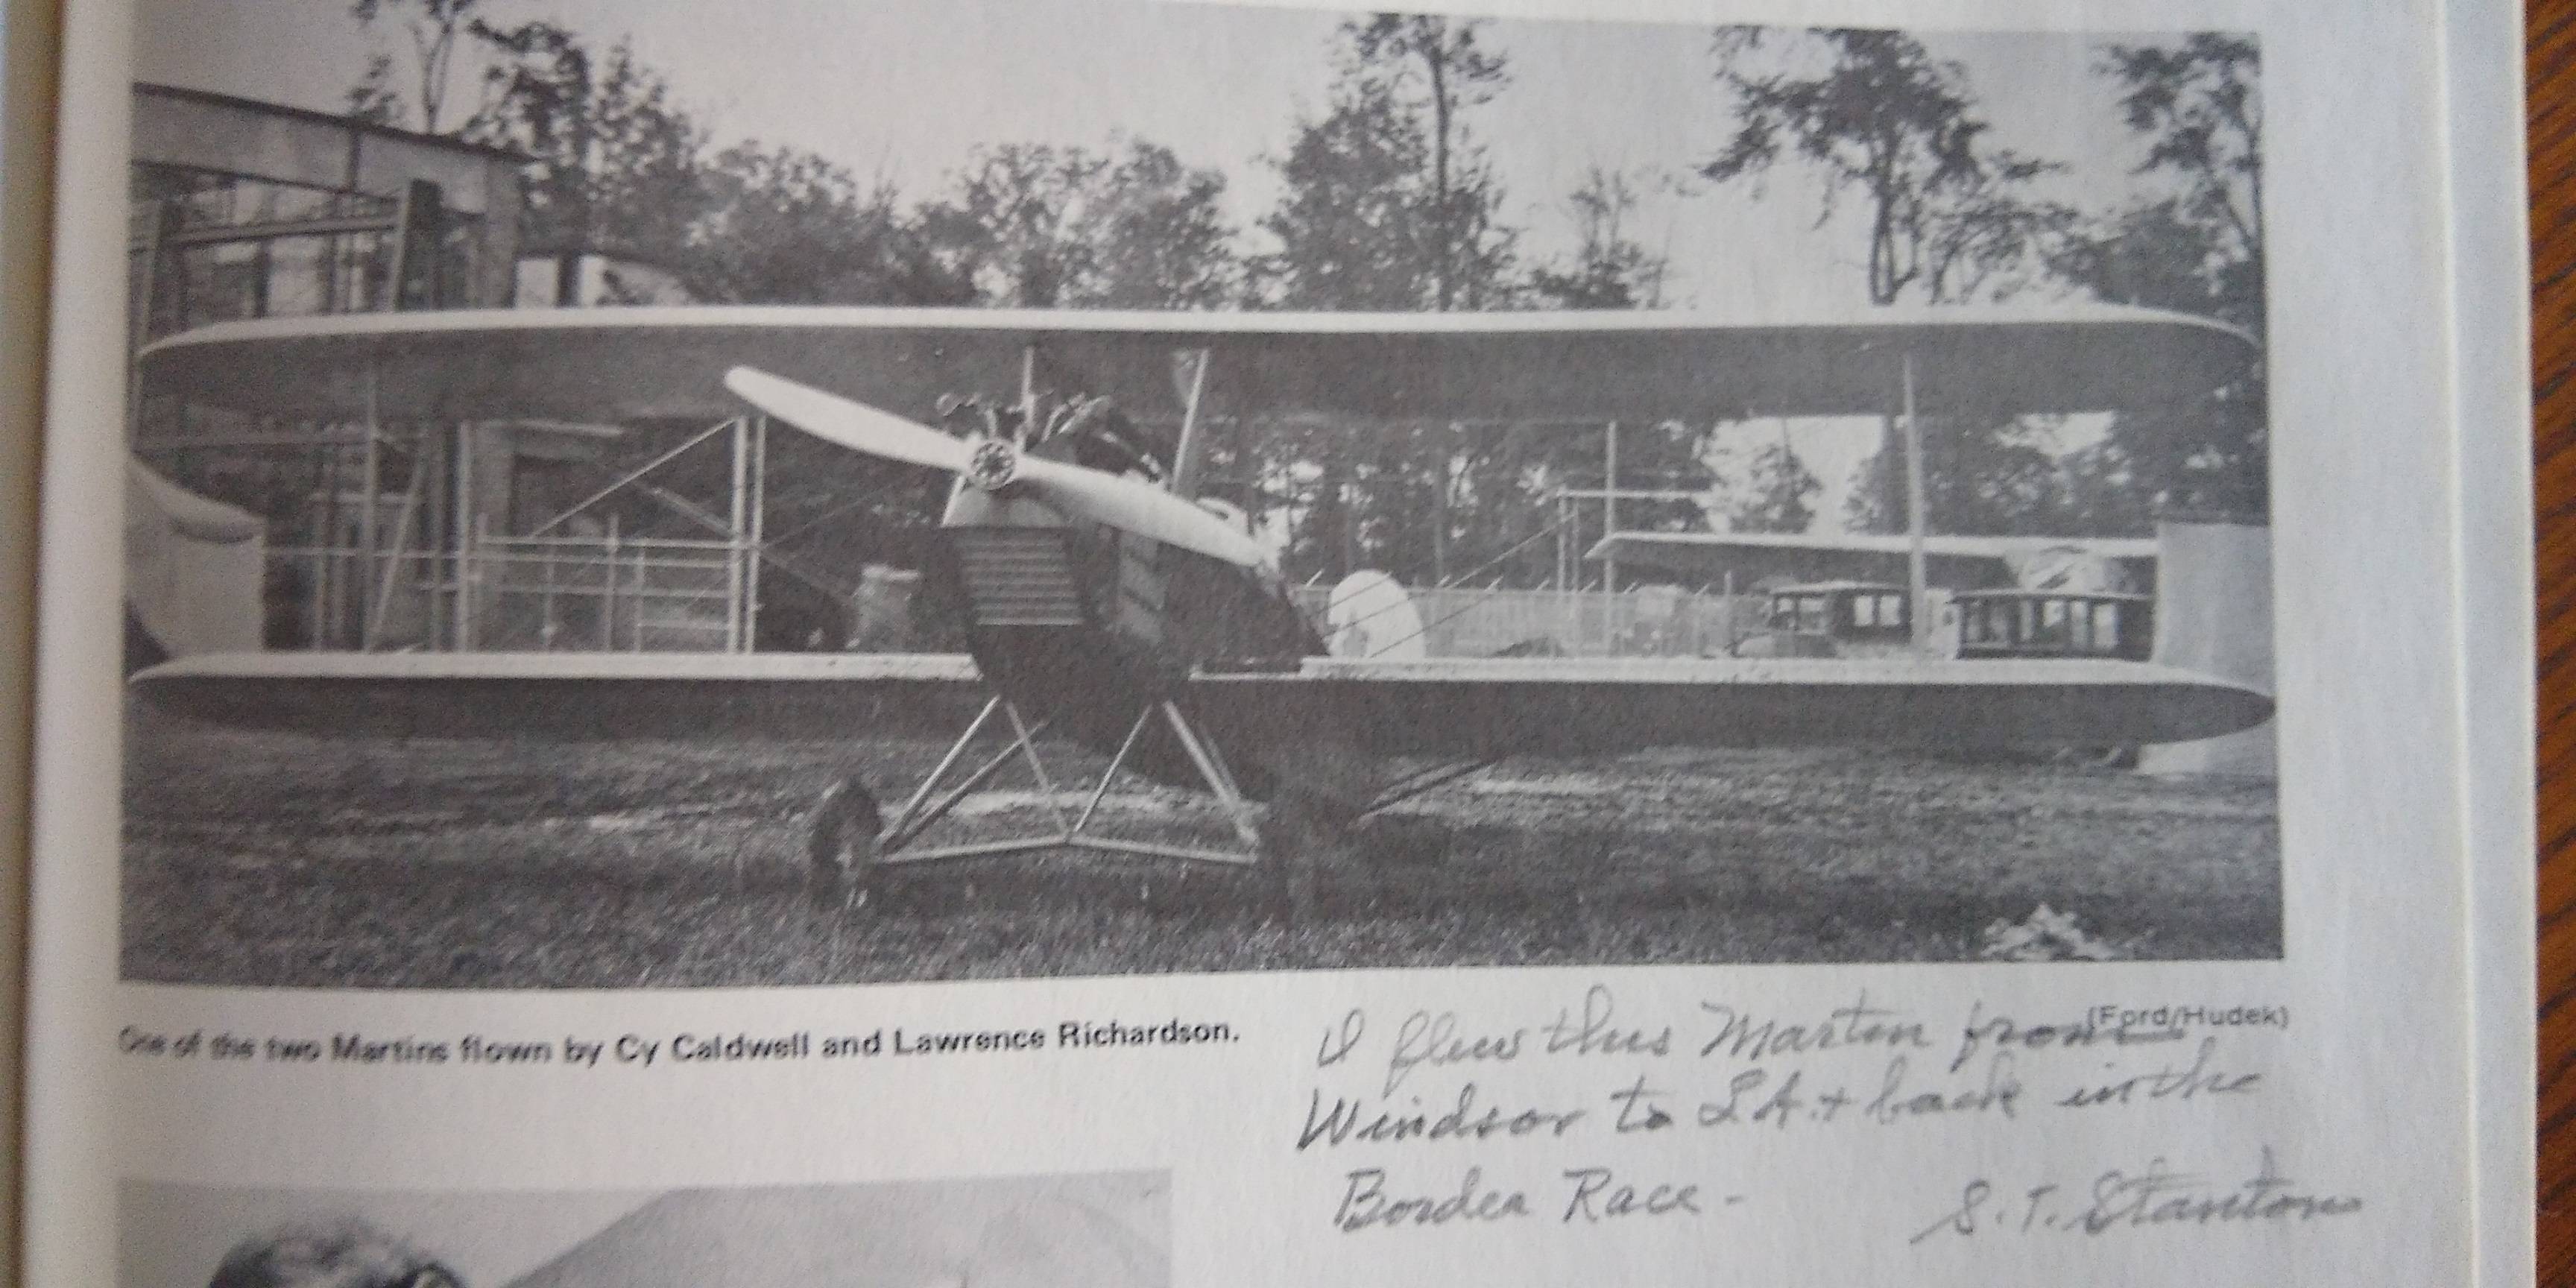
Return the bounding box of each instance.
[953,529,1085,626]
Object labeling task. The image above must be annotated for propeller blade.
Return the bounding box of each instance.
[724,366,1271,569]
[723,367,972,474]
[1018,458,1274,569]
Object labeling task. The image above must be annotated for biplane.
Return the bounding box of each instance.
[128,305,2274,916]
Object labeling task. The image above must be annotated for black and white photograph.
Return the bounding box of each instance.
[121,1171,1170,1288]
[117,0,2280,987]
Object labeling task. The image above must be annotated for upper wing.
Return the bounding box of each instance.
[130,651,983,741]
[1187,656,2273,761]
[136,303,2254,428]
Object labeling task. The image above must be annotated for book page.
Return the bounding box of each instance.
[23,0,2534,1284]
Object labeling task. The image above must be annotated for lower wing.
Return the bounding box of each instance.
[133,651,2271,760]
[130,651,985,740]
[1186,656,2273,760]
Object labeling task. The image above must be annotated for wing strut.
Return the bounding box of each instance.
[1365,757,1502,814]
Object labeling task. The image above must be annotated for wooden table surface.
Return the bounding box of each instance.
[2536,0,2574,1278]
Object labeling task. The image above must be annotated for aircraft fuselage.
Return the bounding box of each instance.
[928,482,1348,804]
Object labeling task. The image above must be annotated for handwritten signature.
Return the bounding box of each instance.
[1908,1146,2363,1243]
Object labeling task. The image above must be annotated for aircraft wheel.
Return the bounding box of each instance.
[807,777,884,913]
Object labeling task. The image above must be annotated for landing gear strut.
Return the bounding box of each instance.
[804,692,1306,916]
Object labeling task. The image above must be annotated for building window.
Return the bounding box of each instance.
[134,163,399,233]
[2027,599,2060,648]
[435,214,482,309]
[2092,602,2124,654]
[264,235,329,317]
[131,163,442,337]
[179,241,266,325]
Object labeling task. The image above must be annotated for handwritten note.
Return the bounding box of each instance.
[1295,986,2357,1241]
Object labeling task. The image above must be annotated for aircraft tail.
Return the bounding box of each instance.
[124,458,264,663]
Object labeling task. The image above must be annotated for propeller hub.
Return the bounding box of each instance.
[965,439,1021,492]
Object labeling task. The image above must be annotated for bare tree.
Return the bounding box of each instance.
[1701,28,2068,305]
[350,0,481,132]
[463,24,708,297]
[343,52,401,126]
[1336,15,1517,309]
[1529,168,1671,309]
[2101,34,2262,277]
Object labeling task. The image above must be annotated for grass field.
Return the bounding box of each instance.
[120,707,2282,988]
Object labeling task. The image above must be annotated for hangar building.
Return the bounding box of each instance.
[123,84,813,661]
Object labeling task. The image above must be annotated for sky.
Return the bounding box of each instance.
[130,0,2188,303]
[128,0,2223,528]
